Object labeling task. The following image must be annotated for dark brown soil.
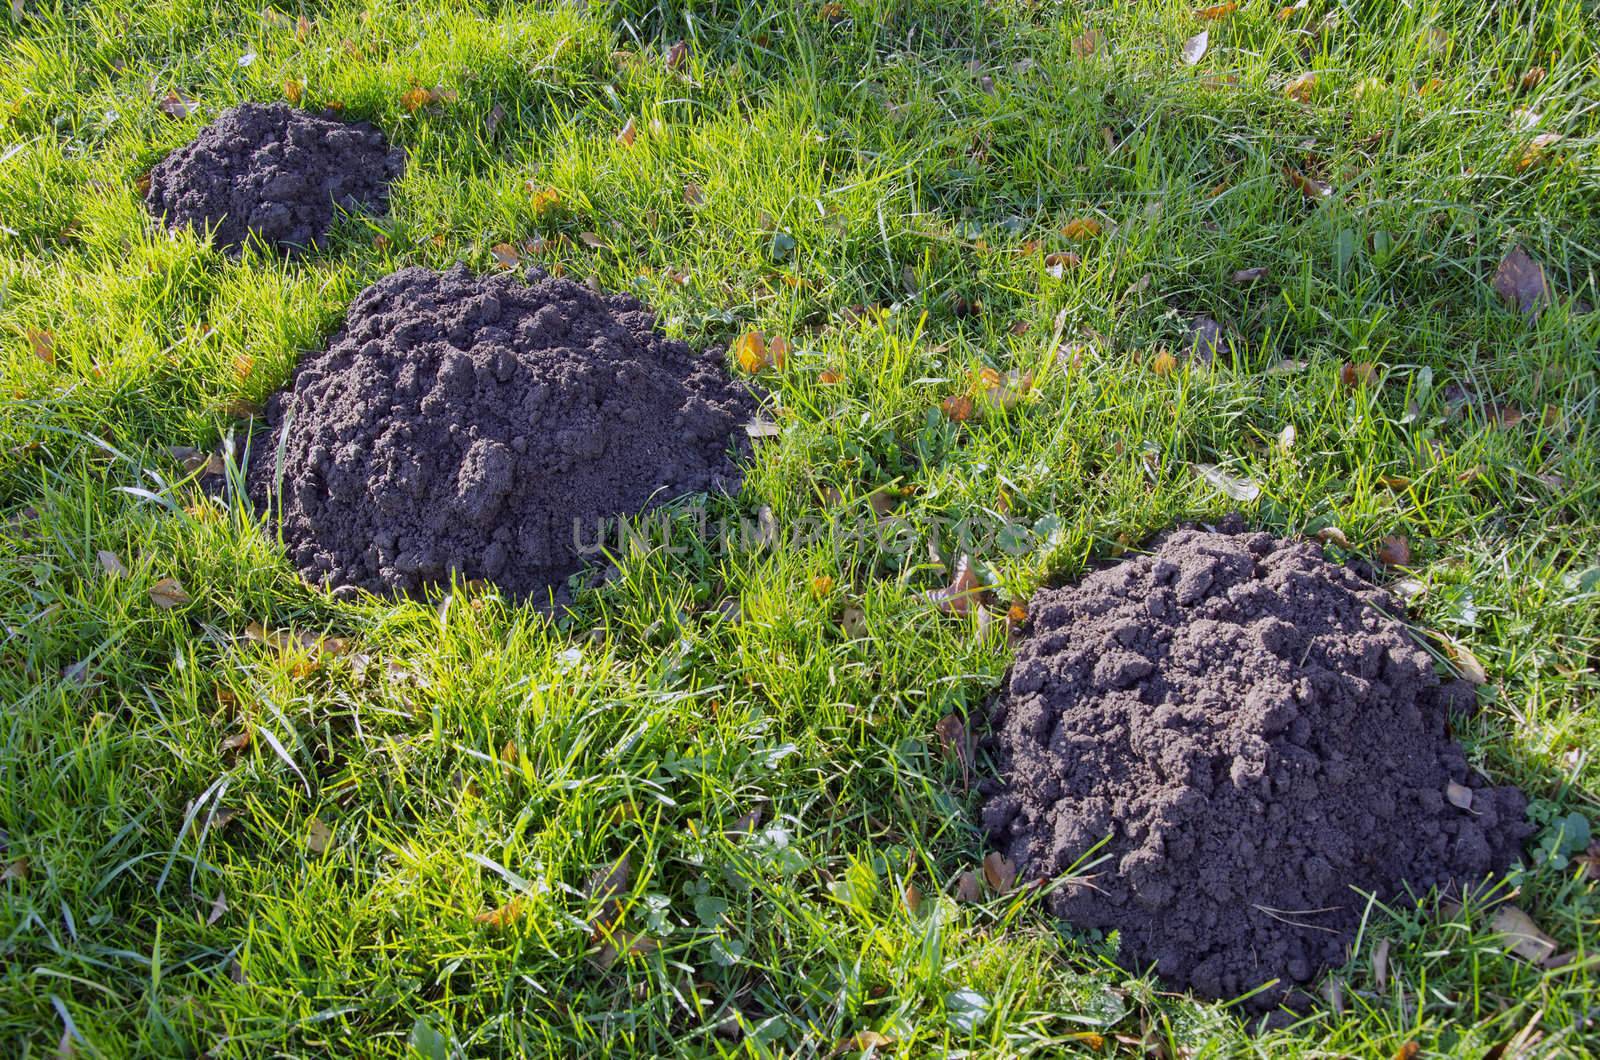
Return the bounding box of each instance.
[978,524,1530,1011]
[247,264,755,601]
[145,102,403,255]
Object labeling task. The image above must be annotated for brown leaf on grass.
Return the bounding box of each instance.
[157,89,197,118]
[664,39,689,72]
[928,556,983,615]
[1519,67,1546,93]
[682,181,704,206]
[306,817,333,854]
[617,117,638,146]
[484,102,506,137]
[934,711,974,791]
[590,929,657,971]
[982,851,1016,894]
[1195,2,1238,18]
[734,331,774,374]
[1285,72,1318,103]
[953,870,983,903]
[1393,1042,1420,1060]
[577,231,606,249]
[586,854,633,938]
[1151,350,1178,376]
[1285,166,1332,200]
[940,394,974,422]
[1445,638,1488,684]
[1277,0,1309,19]
[220,730,250,754]
[902,878,923,915]
[831,1030,894,1056]
[282,79,304,105]
[1061,217,1102,241]
[1341,361,1378,388]
[1180,30,1209,66]
[727,807,762,837]
[841,606,867,637]
[400,86,432,112]
[1492,246,1551,319]
[1575,843,1600,882]
[1372,937,1390,989]
[26,327,54,364]
[1044,250,1081,278]
[978,367,1034,410]
[1,858,29,881]
[490,243,521,268]
[1072,29,1104,58]
[528,185,561,217]
[475,896,528,929]
[1314,526,1352,549]
[97,550,127,577]
[1378,535,1411,566]
[810,574,835,598]
[1514,132,1563,172]
[1492,905,1558,965]
[1193,463,1261,502]
[1230,266,1269,285]
[1445,781,1473,810]
[294,14,311,40]
[207,889,229,925]
[148,577,189,609]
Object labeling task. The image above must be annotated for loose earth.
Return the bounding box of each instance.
[247,265,755,602]
[978,524,1530,1010]
[146,102,404,254]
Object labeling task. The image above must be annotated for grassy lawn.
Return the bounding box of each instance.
[3,0,1599,1054]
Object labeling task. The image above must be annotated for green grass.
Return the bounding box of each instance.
[3,0,1599,1054]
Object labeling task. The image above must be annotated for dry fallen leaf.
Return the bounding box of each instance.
[1492,246,1551,319]
[1072,29,1104,58]
[1372,937,1390,989]
[940,394,974,422]
[617,116,638,146]
[1393,1041,1421,1060]
[832,1030,894,1056]
[1285,72,1318,103]
[928,556,982,615]
[1062,217,1103,241]
[664,39,689,72]
[935,711,974,790]
[306,817,333,854]
[157,89,197,118]
[475,896,528,929]
[1285,166,1332,200]
[1446,638,1489,684]
[1519,66,1546,93]
[577,231,606,249]
[954,870,983,903]
[1044,250,1080,278]
[220,729,250,754]
[283,79,304,105]
[810,574,835,597]
[16,327,58,372]
[1377,535,1411,567]
[1193,463,1261,502]
[902,878,923,915]
[1,858,29,881]
[841,606,867,638]
[1445,781,1473,810]
[1492,905,1558,964]
[1315,526,1352,549]
[97,550,126,577]
[1515,132,1563,172]
[149,577,190,609]
[1341,361,1378,388]
[1180,30,1209,66]
[400,86,432,112]
[1151,350,1178,376]
[206,889,228,925]
[1195,2,1238,18]
[982,851,1016,893]
[490,243,521,268]
[1231,266,1269,285]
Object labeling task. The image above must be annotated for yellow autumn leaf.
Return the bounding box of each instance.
[1062,217,1102,240]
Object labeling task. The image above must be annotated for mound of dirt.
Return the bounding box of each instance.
[146,102,403,254]
[978,524,1530,1011]
[247,264,756,601]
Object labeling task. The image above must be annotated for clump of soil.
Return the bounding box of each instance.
[247,264,756,601]
[146,102,404,254]
[978,524,1530,1011]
